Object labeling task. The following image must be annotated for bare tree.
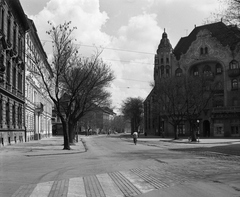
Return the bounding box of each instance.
[153,74,217,141]
[67,56,114,143]
[206,0,240,26]
[153,76,187,139]
[184,75,217,141]
[121,97,143,134]
[26,21,114,149]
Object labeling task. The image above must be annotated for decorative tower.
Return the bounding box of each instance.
[154,29,172,84]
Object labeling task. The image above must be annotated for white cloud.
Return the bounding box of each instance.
[30,0,110,55]
[28,1,160,114]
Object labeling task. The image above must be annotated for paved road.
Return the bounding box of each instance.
[1,135,240,197]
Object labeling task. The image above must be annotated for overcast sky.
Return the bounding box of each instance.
[20,0,222,114]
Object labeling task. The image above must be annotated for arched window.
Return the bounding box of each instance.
[216,63,222,74]
[193,67,199,76]
[205,47,208,54]
[200,47,204,55]
[229,60,239,70]
[166,57,169,64]
[166,65,170,77]
[232,79,238,90]
[161,58,163,64]
[160,65,164,77]
[203,65,212,76]
[175,68,182,77]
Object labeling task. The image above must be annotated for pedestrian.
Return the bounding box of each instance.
[133,131,138,145]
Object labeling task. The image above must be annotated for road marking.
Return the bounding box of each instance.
[29,181,54,197]
[97,173,124,197]
[120,170,156,193]
[67,177,86,197]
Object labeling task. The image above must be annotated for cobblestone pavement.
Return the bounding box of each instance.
[11,167,189,197]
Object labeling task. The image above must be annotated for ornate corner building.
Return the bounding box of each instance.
[144,22,240,138]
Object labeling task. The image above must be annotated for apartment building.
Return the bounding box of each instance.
[0,0,29,146]
[25,18,53,141]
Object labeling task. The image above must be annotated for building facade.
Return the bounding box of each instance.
[25,18,53,141]
[144,22,240,138]
[0,0,29,146]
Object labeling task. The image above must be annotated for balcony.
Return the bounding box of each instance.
[212,106,240,113]
[228,68,240,77]
[35,102,44,114]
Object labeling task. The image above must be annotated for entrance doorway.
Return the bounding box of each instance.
[203,120,210,137]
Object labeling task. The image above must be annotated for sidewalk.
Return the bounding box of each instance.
[0,136,87,156]
[120,134,240,145]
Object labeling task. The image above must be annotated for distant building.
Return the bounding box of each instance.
[0,0,29,146]
[144,22,240,137]
[25,18,53,141]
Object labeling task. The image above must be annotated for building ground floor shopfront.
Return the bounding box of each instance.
[144,110,240,138]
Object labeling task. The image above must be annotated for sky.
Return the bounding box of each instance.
[19,0,223,114]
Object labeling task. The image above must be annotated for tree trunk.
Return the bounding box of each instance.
[174,125,179,140]
[68,122,75,144]
[62,120,71,150]
[190,121,197,142]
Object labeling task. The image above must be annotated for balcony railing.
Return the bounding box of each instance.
[212,106,240,113]
[228,68,240,77]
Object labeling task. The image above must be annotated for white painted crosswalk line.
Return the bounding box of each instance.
[120,171,156,193]
[97,174,124,197]
[29,181,54,197]
[67,177,86,197]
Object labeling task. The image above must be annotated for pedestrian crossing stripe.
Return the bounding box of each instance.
[11,168,188,197]
[68,177,86,197]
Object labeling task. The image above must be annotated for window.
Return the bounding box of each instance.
[216,63,222,74]
[200,47,203,55]
[6,60,11,84]
[231,126,239,135]
[161,58,163,64]
[175,68,182,77]
[205,47,208,54]
[203,65,212,76]
[229,60,239,70]
[18,105,22,127]
[12,64,16,88]
[1,8,4,32]
[155,57,159,65]
[232,79,238,90]
[12,103,15,127]
[18,71,22,92]
[7,14,11,43]
[193,67,199,76]
[13,23,17,51]
[160,65,164,77]
[6,101,10,127]
[166,58,169,64]
[177,124,185,135]
[166,65,170,77]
